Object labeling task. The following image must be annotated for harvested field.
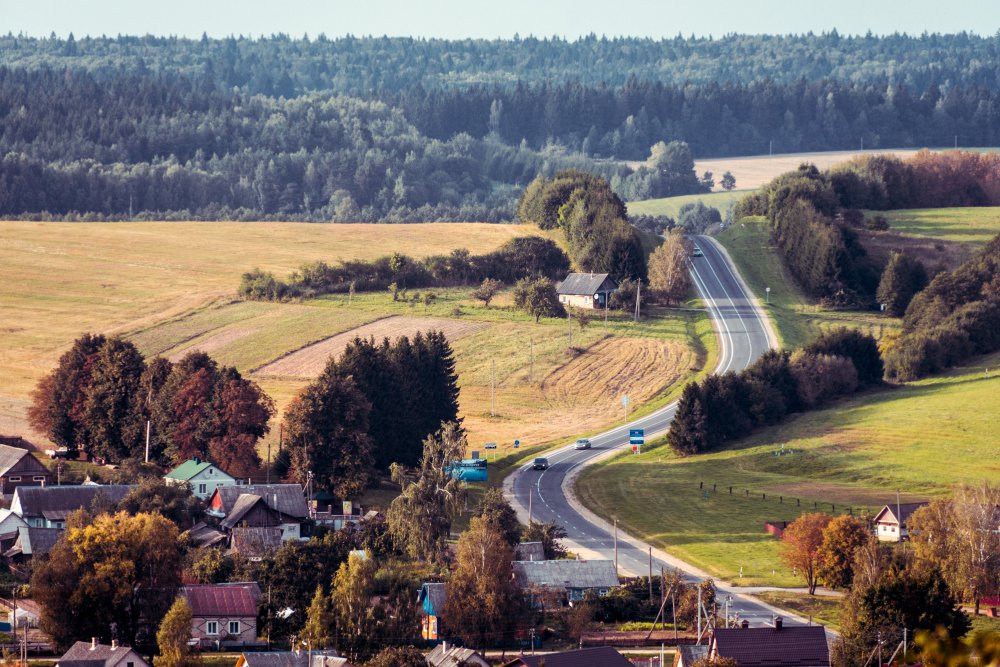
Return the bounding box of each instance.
[255,315,487,378]
[167,327,258,362]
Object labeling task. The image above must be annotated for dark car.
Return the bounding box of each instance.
[532,457,549,470]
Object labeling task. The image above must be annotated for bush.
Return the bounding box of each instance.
[789,351,859,408]
[803,327,884,386]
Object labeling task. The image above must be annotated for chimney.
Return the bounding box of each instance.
[740,620,750,629]
[111,640,118,650]
[774,617,783,630]
[91,638,98,650]
[442,640,447,653]
[193,457,200,464]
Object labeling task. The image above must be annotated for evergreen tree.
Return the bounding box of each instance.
[877,251,929,316]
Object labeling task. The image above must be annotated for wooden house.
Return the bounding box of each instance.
[502,647,631,667]
[710,621,830,667]
[556,273,618,310]
[0,444,52,495]
[10,484,133,529]
[427,643,491,667]
[206,484,309,541]
[873,502,928,542]
[512,559,619,605]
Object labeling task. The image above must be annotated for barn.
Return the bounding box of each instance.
[556,273,618,310]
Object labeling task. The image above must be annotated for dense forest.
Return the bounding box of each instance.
[3,33,1000,220]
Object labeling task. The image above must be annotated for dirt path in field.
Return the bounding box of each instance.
[254,316,487,378]
[167,327,259,362]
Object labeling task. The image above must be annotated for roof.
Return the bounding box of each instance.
[181,583,261,617]
[512,559,620,590]
[418,582,447,616]
[556,273,617,296]
[238,651,348,667]
[11,485,133,519]
[0,444,33,476]
[712,626,830,667]
[4,526,62,558]
[514,541,546,562]
[503,647,631,667]
[212,484,307,519]
[426,644,491,667]
[165,458,226,481]
[185,521,228,548]
[230,526,283,558]
[58,641,146,667]
[675,645,709,667]
[873,502,928,525]
[221,494,282,529]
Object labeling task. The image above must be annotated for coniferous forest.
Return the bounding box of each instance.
[2,32,1000,220]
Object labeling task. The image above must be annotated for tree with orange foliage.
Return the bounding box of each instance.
[780,513,833,595]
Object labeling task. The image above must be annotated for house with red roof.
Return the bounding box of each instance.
[180,582,262,649]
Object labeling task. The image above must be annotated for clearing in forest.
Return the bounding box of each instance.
[254,315,487,378]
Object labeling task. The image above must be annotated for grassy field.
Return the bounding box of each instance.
[576,350,1000,587]
[876,207,1000,247]
[627,191,744,220]
[714,217,900,349]
[0,220,712,459]
[750,591,843,630]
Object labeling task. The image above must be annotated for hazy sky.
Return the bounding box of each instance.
[4,0,1000,39]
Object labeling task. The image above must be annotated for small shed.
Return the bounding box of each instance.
[417,582,447,641]
[426,643,491,667]
[165,458,237,500]
[556,273,618,310]
[873,502,928,542]
[512,559,619,604]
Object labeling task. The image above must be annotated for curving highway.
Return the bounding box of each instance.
[504,234,795,628]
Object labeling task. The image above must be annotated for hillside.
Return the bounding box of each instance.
[576,349,1000,587]
[0,220,712,454]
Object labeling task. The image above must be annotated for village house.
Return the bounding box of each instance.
[165,458,238,500]
[873,502,928,542]
[206,484,309,541]
[184,521,228,549]
[709,620,830,667]
[181,582,262,649]
[673,645,709,667]
[0,444,52,495]
[229,526,283,561]
[56,639,150,667]
[0,508,29,552]
[4,525,61,562]
[512,559,620,605]
[417,582,447,641]
[556,273,618,310]
[426,642,491,667]
[502,647,631,667]
[235,650,352,667]
[10,485,133,529]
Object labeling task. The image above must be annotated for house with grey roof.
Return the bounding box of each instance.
[229,526,283,561]
[556,273,618,310]
[0,444,52,495]
[235,651,352,667]
[184,521,228,549]
[4,526,62,561]
[418,582,447,641]
[710,621,830,667]
[56,639,149,667]
[873,502,928,542]
[165,457,237,500]
[10,484,133,529]
[673,644,709,667]
[207,484,308,541]
[181,582,262,649]
[514,541,546,562]
[502,647,631,667]
[512,559,620,604]
[426,642,491,667]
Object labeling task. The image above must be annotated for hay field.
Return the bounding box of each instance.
[0,221,542,442]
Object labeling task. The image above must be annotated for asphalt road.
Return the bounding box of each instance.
[505,234,793,629]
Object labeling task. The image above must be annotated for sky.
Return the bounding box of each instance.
[3,0,1000,40]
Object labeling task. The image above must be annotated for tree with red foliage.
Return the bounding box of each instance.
[781,513,833,595]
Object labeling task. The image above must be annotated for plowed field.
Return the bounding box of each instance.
[255,316,487,378]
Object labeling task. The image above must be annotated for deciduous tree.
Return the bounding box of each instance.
[648,230,692,304]
[471,277,502,307]
[513,276,565,323]
[780,513,833,594]
[817,514,873,589]
[155,597,194,667]
[473,487,521,546]
[330,552,376,661]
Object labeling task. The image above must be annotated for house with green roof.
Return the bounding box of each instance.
[165,458,237,500]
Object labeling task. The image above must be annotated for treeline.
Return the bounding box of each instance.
[517,170,647,280]
[737,151,1000,305]
[884,232,1000,380]
[239,236,570,300]
[28,335,273,476]
[0,68,632,221]
[668,329,883,455]
[3,32,998,93]
[283,332,460,497]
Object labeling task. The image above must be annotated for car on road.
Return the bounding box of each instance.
[532,457,549,470]
[692,245,704,257]
[574,438,592,450]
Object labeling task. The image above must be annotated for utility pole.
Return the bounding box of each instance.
[604,295,609,332]
[144,383,152,463]
[527,486,532,525]
[567,307,572,347]
[648,547,653,602]
[529,336,534,383]
[266,438,272,484]
[634,279,642,322]
[491,359,496,417]
[278,422,283,452]
[614,518,619,574]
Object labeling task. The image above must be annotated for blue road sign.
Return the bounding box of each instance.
[513,439,520,448]
[484,443,498,450]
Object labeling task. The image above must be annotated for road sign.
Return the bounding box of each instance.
[470,451,479,460]
[513,439,520,448]
[621,395,629,407]
[629,428,644,454]
[484,443,498,450]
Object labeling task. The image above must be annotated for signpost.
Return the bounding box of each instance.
[621,394,629,420]
[484,442,497,461]
[513,439,520,449]
[629,428,644,455]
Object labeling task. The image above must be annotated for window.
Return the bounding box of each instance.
[198,483,207,495]
[598,589,609,597]
[33,476,46,482]
[206,621,218,635]
[127,662,134,667]
[8,476,20,482]
[228,621,240,635]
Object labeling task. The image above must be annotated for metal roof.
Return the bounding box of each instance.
[512,559,619,590]
[426,644,491,667]
[514,542,546,562]
[238,651,348,667]
[11,485,133,519]
[181,583,261,617]
[418,582,447,616]
[58,641,147,667]
[0,444,35,476]
[4,526,62,558]
[556,273,617,296]
[712,626,830,667]
[230,526,283,558]
[503,647,631,667]
[185,522,227,548]
[212,484,308,519]
[165,457,232,481]
[873,502,928,525]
